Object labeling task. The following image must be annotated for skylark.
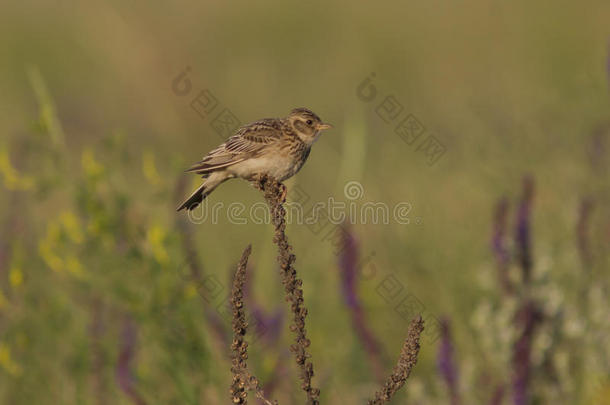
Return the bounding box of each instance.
[177,108,332,211]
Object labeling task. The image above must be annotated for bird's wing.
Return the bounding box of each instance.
[186,119,282,174]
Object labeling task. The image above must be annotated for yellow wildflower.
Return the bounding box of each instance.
[0,147,34,191]
[59,211,83,244]
[38,220,65,273]
[0,342,22,376]
[38,239,63,273]
[142,150,162,186]
[147,224,169,264]
[184,282,198,299]
[9,268,23,288]
[81,148,104,178]
[65,255,85,279]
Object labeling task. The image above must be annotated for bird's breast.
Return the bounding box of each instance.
[228,146,310,181]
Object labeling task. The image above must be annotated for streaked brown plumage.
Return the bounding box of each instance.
[177,108,332,211]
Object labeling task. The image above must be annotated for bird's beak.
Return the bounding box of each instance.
[317,123,333,130]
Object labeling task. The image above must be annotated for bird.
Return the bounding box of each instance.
[177,108,332,211]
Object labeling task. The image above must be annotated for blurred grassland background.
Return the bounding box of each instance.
[1,1,610,404]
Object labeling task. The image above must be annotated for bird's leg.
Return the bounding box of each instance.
[250,173,264,189]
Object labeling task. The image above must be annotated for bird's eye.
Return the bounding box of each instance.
[306,119,313,125]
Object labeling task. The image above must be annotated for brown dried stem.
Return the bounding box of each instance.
[253,175,320,405]
[367,315,425,405]
[230,244,277,405]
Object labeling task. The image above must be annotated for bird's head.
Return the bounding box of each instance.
[286,107,332,145]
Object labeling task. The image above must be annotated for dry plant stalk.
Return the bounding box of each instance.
[230,244,277,405]
[253,175,320,405]
[368,315,425,405]
[225,175,424,404]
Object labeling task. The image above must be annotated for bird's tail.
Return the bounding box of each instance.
[176,173,227,211]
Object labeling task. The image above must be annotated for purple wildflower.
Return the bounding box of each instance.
[437,318,461,405]
[492,197,513,294]
[338,224,385,382]
[512,300,543,405]
[576,198,594,268]
[89,299,106,405]
[514,176,534,283]
[116,316,147,405]
[243,260,284,346]
[240,251,285,402]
